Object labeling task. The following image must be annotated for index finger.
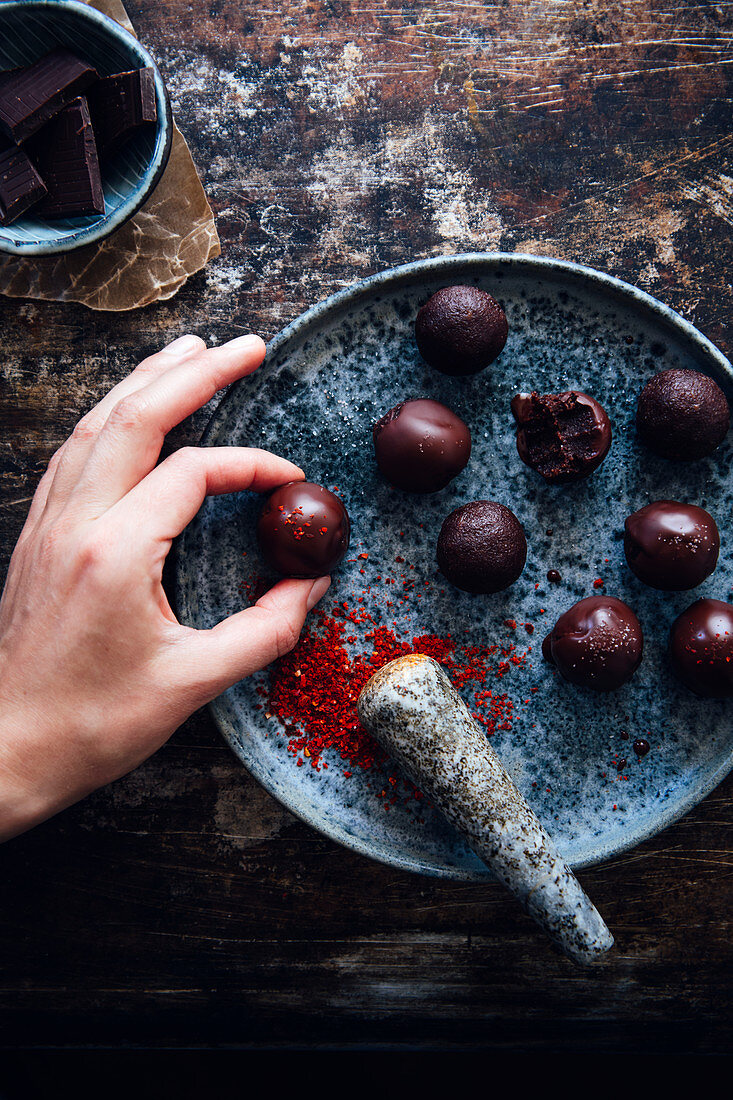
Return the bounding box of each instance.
[110,446,305,541]
[72,334,267,518]
[23,334,208,534]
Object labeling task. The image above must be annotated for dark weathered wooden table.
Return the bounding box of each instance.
[1,0,732,1054]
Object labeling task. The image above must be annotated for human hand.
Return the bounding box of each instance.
[0,334,329,841]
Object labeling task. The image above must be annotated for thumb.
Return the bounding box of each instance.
[180,576,331,701]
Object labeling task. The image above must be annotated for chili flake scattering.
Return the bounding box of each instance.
[261,598,529,800]
[242,542,650,809]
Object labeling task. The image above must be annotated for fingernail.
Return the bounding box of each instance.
[221,333,265,353]
[307,576,331,611]
[162,334,202,356]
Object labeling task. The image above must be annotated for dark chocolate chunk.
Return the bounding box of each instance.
[88,68,157,157]
[0,146,47,225]
[0,50,97,144]
[0,73,16,153]
[0,67,21,92]
[0,67,22,92]
[32,97,104,218]
[511,390,612,483]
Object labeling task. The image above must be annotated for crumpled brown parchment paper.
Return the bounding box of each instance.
[0,0,220,311]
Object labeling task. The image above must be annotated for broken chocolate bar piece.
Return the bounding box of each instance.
[88,68,157,157]
[0,68,21,148]
[0,49,97,144]
[33,97,104,218]
[0,67,21,90]
[0,146,47,225]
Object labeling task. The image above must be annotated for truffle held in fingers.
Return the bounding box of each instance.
[257,481,350,578]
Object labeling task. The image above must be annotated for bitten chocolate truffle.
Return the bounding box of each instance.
[415,285,508,376]
[542,596,643,692]
[257,481,350,578]
[510,390,612,483]
[669,598,733,698]
[437,501,526,594]
[372,398,471,493]
[624,500,720,590]
[636,369,730,460]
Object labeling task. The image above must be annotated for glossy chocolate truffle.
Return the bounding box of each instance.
[257,481,350,578]
[511,390,612,483]
[636,369,729,460]
[669,599,733,698]
[415,285,508,376]
[542,596,643,692]
[372,398,471,493]
[624,500,719,590]
[437,501,526,594]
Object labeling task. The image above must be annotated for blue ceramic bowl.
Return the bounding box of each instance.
[176,253,733,879]
[0,0,172,255]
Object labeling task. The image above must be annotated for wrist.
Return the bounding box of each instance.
[0,695,79,842]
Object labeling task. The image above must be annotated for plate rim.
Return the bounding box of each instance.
[176,251,733,879]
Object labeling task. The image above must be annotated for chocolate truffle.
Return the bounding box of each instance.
[372,398,471,493]
[542,596,643,692]
[510,390,612,483]
[257,481,350,578]
[636,369,729,460]
[437,501,526,594]
[669,599,733,698]
[624,500,719,590]
[415,285,508,376]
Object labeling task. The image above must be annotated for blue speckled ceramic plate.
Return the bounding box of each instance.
[175,253,733,879]
[0,1,172,256]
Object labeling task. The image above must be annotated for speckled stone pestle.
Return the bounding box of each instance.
[357,654,614,964]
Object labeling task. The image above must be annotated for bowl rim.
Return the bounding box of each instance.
[179,252,733,879]
[0,0,173,256]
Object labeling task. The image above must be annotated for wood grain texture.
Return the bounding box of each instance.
[0,0,732,1053]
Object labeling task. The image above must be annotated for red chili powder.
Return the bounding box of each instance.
[263,605,528,778]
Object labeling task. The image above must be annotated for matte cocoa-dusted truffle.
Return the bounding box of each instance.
[415,285,508,376]
[372,398,471,493]
[437,501,526,594]
[624,500,719,590]
[669,598,733,698]
[636,369,730,460]
[257,481,350,578]
[542,596,643,692]
[510,390,612,483]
